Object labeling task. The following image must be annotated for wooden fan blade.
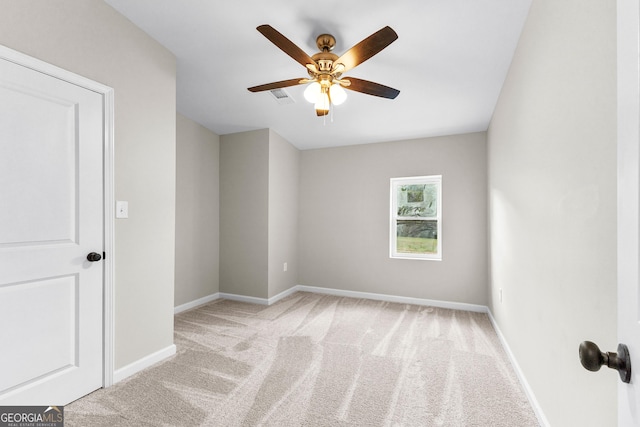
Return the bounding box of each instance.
[343,77,400,99]
[257,25,316,68]
[248,78,305,92]
[335,26,398,73]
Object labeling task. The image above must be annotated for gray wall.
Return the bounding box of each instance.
[220,129,300,300]
[487,0,617,425]
[175,113,220,306]
[220,130,270,298]
[0,0,177,369]
[268,130,300,298]
[299,132,488,305]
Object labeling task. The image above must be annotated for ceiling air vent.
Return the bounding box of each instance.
[269,88,295,105]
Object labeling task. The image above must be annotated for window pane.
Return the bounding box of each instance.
[396,184,438,217]
[396,220,438,254]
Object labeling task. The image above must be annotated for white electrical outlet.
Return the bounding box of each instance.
[283,262,288,272]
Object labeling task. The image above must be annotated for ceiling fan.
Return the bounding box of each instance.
[248,25,400,116]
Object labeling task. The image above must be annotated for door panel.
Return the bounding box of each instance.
[0,82,78,245]
[0,275,78,392]
[0,56,104,405]
[618,0,640,424]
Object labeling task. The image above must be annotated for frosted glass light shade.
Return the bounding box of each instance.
[304,82,321,103]
[330,84,347,105]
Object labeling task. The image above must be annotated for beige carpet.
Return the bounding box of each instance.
[66,292,539,426]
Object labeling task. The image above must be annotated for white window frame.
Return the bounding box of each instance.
[390,175,442,260]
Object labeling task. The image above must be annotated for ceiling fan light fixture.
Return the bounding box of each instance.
[249,25,400,118]
[304,82,321,103]
[329,83,347,105]
[315,89,330,116]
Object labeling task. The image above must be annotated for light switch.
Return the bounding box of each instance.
[116,201,129,219]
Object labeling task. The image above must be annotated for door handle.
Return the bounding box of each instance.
[579,341,631,383]
[86,252,102,262]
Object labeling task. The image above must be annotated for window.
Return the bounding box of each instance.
[390,175,442,260]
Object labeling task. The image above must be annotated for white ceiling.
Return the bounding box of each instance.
[104,0,532,150]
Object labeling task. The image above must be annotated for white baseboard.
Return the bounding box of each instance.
[113,344,176,384]
[174,292,220,314]
[296,284,488,313]
[268,286,299,304]
[487,310,549,427]
[213,285,487,312]
[219,292,269,305]
[214,285,488,312]
[217,286,300,306]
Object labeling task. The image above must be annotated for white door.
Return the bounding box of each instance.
[618,0,640,424]
[0,55,104,405]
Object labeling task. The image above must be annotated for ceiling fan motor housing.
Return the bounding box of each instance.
[312,52,339,73]
[316,34,336,51]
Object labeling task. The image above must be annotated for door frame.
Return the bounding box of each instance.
[0,45,116,389]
